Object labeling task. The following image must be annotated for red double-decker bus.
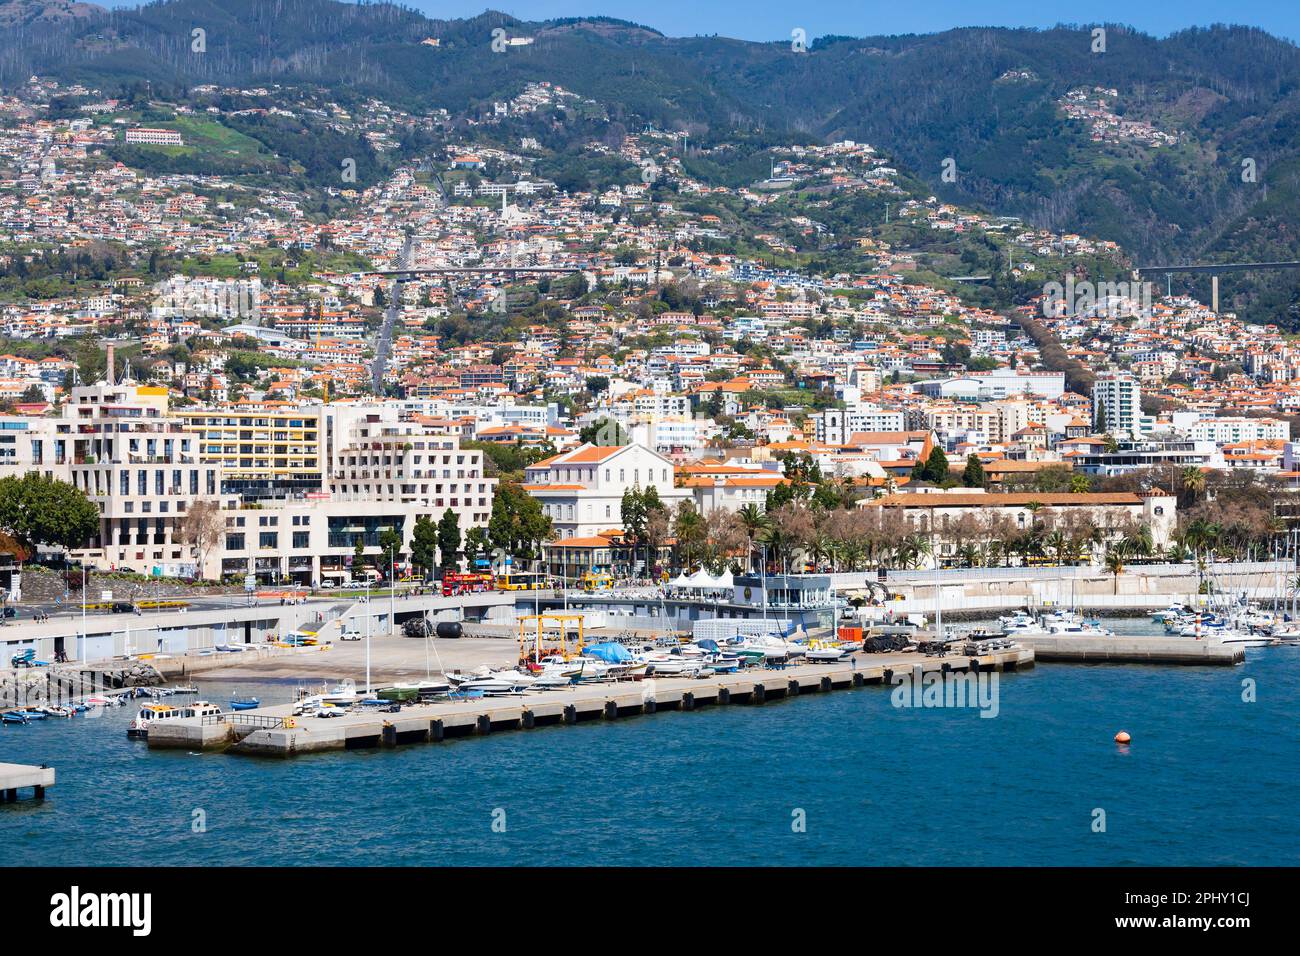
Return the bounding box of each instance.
[441,572,493,597]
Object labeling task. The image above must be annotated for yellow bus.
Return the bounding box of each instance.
[496,572,547,591]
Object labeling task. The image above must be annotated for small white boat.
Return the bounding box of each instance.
[1208,631,1272,648]
[805,642,852,662]
[447,668,535,695]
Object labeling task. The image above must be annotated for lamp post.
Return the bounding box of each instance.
[81,563,87,666]
[365,577,371,694]
[389,552,396,635]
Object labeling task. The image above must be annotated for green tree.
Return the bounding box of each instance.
[913,446,949,484]
[464,526,490,566]
[410,516,438,578]
[580,417,629,446]
[961,454,986,488]
[0,473,100,556]
[437,508,461,572]
[352,535,366,573]
[488,480,552,565]
[378,526,403,575]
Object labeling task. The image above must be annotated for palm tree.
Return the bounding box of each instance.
[1105,546,1127,595]
[1045,530,1068,566]
[1179,466,1206,504]
[736,503,770,573]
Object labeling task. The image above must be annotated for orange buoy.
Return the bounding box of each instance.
[1114,731,1132,744]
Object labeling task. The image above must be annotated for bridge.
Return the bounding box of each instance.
[1134,260,1300,313]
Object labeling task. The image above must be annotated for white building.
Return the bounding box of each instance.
[523,443,688,540]
[813,406,908,445]
[918,368,1065,401]
[1093,371,1142,439]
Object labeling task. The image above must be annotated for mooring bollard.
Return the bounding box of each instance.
[718,687,731,704]
[820,676,832,692]
[603,700,618,719]
[752,683,766,704]
[522,710,535,729]
[563,704,577,724]
[682,691,695,711]
[429,718,444,741]
[475,714,491,735]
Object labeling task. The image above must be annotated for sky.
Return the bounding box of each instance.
[389,1,1300,43]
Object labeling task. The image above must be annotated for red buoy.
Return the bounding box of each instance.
[1114,731,1132,744]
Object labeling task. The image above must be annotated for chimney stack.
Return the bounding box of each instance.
[105,344,115,386]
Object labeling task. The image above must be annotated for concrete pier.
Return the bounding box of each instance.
[147,646,1034,757]
[1012,635,1245,665]
[0,762,55,802]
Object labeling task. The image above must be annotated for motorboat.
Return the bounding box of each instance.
[40,706,73,718]
[1152,604,1191,623]
[127,702,184,738]
[229,697,261,711]
[805,641,853,662]
[182,701,222,719]
[446,668,536,695]
[2,711,30,725]
[1208,630,1273,648]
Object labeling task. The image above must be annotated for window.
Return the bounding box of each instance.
[226,534,245,551]
[259,532,278,549]
[292,532,309,549]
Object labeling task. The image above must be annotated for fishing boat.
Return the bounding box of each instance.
[228,697,261,711]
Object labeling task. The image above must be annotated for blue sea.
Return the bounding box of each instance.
[2,629,1297,866]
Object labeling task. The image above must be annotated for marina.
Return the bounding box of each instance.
[1,641,1295,867]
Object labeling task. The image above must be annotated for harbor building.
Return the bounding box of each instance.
[860,487,1177,565]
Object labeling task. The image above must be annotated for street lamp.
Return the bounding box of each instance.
[365,577,371,694]
[81,563,87,666]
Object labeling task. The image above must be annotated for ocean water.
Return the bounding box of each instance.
[2,631,1297,866]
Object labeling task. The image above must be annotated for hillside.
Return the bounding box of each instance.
[3,1,1300,321]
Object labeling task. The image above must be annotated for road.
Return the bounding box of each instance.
[372,234,414,393]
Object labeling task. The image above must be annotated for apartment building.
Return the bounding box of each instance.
[1093,370,1142,439]
[814,406,908,445]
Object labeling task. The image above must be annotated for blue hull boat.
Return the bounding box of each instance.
[2,711,30,724]
[229,697,260,711]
